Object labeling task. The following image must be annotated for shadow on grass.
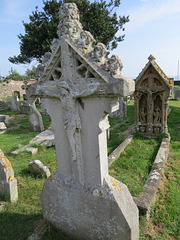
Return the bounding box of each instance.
[0,212,42,240]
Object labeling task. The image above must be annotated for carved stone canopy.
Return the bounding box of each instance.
[134,55,170,137]
[36,3,134,100]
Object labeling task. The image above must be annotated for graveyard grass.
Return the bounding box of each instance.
[0,100,179,240]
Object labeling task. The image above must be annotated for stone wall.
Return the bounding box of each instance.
[0,80,36,99]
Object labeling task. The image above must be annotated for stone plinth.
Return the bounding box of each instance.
[42,174,138,240]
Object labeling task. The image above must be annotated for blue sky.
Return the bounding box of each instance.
[0,0,180,79]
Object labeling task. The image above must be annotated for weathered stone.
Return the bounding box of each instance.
[28,105,44,132]
[30,129,55,147]
[173,87,180,99]
[133,137,170,219]
[25,147,38,155]
[0,149,18,202]
[11,129,54,155]
[0,122,7,134]
[11,145,38,155]
[0,115,10,126]
[11,91,20,112]
[0,122,6,129]
[38,3,138,240]
[40,98,49,116]
[28,160,51,178]
[110,97,127,118]
[134,55,171,137]
[24,83,44,132]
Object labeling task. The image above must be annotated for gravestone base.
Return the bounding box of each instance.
[41,172,139,240]
[6,179,18,202]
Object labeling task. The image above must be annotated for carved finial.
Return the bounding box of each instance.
[148,55,156,62]
[57,3,83,40]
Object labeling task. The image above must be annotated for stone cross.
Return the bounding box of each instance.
[37,3,138,239]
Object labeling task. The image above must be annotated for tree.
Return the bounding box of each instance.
[25,66,36,79]
[9,0,129,64]
[4,68,25,81]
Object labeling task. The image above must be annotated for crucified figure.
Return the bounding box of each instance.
[57,81,81,161]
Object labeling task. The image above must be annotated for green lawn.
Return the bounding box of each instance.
[109,135,160,196]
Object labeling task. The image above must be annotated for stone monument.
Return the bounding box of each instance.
[11,91,20,112]
[134,55,171,137]
[110,97,127,118]
[26,83,44,132]
[173,86,180,99]
[37,3,138,239]
[0,149,18,202]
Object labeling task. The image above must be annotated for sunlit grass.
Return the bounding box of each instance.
[109,135,160,196]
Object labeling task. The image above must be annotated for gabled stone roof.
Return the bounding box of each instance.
[136,55,172,88]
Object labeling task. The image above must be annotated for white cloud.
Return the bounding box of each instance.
[126,0,180,32]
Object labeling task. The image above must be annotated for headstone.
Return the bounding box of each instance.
[28,160,51,178]
[134,55,171,137]
[0,149,18,202]
[110,97,127,118]
[11,92,20,112]
[0,122,7,134]
[173,87,180,99]
[28,105,44,132]
[37,3,138,240]
[26,83,44,132]
[22,94,29,113]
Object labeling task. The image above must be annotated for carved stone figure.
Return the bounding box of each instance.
[76,31,96,53]
[50,38,60,53]
[104,54,123,76]
[139,107,147,124]
[35,64,44,79]
[57,80,81,161]
[153,107,161,124]
[42,52,52,66]
[91,42,109,65]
